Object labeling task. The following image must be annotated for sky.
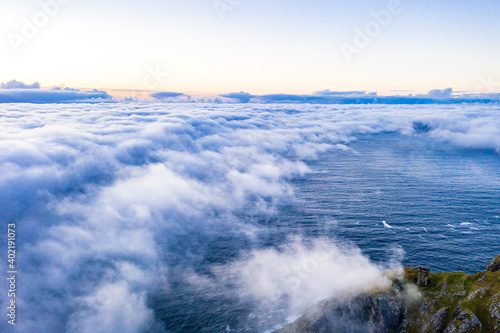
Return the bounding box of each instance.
[1,0,499,95]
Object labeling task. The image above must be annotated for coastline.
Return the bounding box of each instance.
[275,255,500,332]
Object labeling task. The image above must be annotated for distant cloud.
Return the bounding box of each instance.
[426,88,453,99]
[219,92,255,103]
[150,91,190,100]
[313,89,377,97]
[0,80,111,103]
[214,89,500,105]
[1,80,40,89]
[2,80,499,105]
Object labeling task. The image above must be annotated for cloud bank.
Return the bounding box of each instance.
[0,80,111,103]
[150,91,190,101]
[0,102,499,332]
[2,80,497,105]
[217,89,500,104]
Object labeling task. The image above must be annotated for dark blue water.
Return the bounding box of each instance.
[154,131,500,332]
[283,132,500,273]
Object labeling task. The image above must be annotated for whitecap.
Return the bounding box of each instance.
[382,221,393,229]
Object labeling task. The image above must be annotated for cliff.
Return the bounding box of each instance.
[274,255,500,333]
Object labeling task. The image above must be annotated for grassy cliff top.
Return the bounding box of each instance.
[402,260,500,332]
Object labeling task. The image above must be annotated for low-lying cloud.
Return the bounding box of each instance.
[214,238,392,313]
[0,102,499,332]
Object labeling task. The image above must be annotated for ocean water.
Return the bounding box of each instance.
[153,131,500,332]
[285,132,500,273]
[1,103,499,332]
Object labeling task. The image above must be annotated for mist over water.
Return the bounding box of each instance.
[0,103,499,332]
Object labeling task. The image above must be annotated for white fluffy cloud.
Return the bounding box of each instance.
[0,102,499,332]
[212,238,393,314]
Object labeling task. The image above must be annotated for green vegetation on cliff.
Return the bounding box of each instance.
[404,266,500,332]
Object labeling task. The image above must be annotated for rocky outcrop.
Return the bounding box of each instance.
[491,293,500,332]
[275,293,406,333]
[274,254,500,333]
[443,308,482,333]
[487,255,500,273]
[427,307,448,332]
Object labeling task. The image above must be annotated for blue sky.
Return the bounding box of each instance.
[1,0,499,94]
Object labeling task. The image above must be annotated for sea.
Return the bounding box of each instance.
[1,103,499,332]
